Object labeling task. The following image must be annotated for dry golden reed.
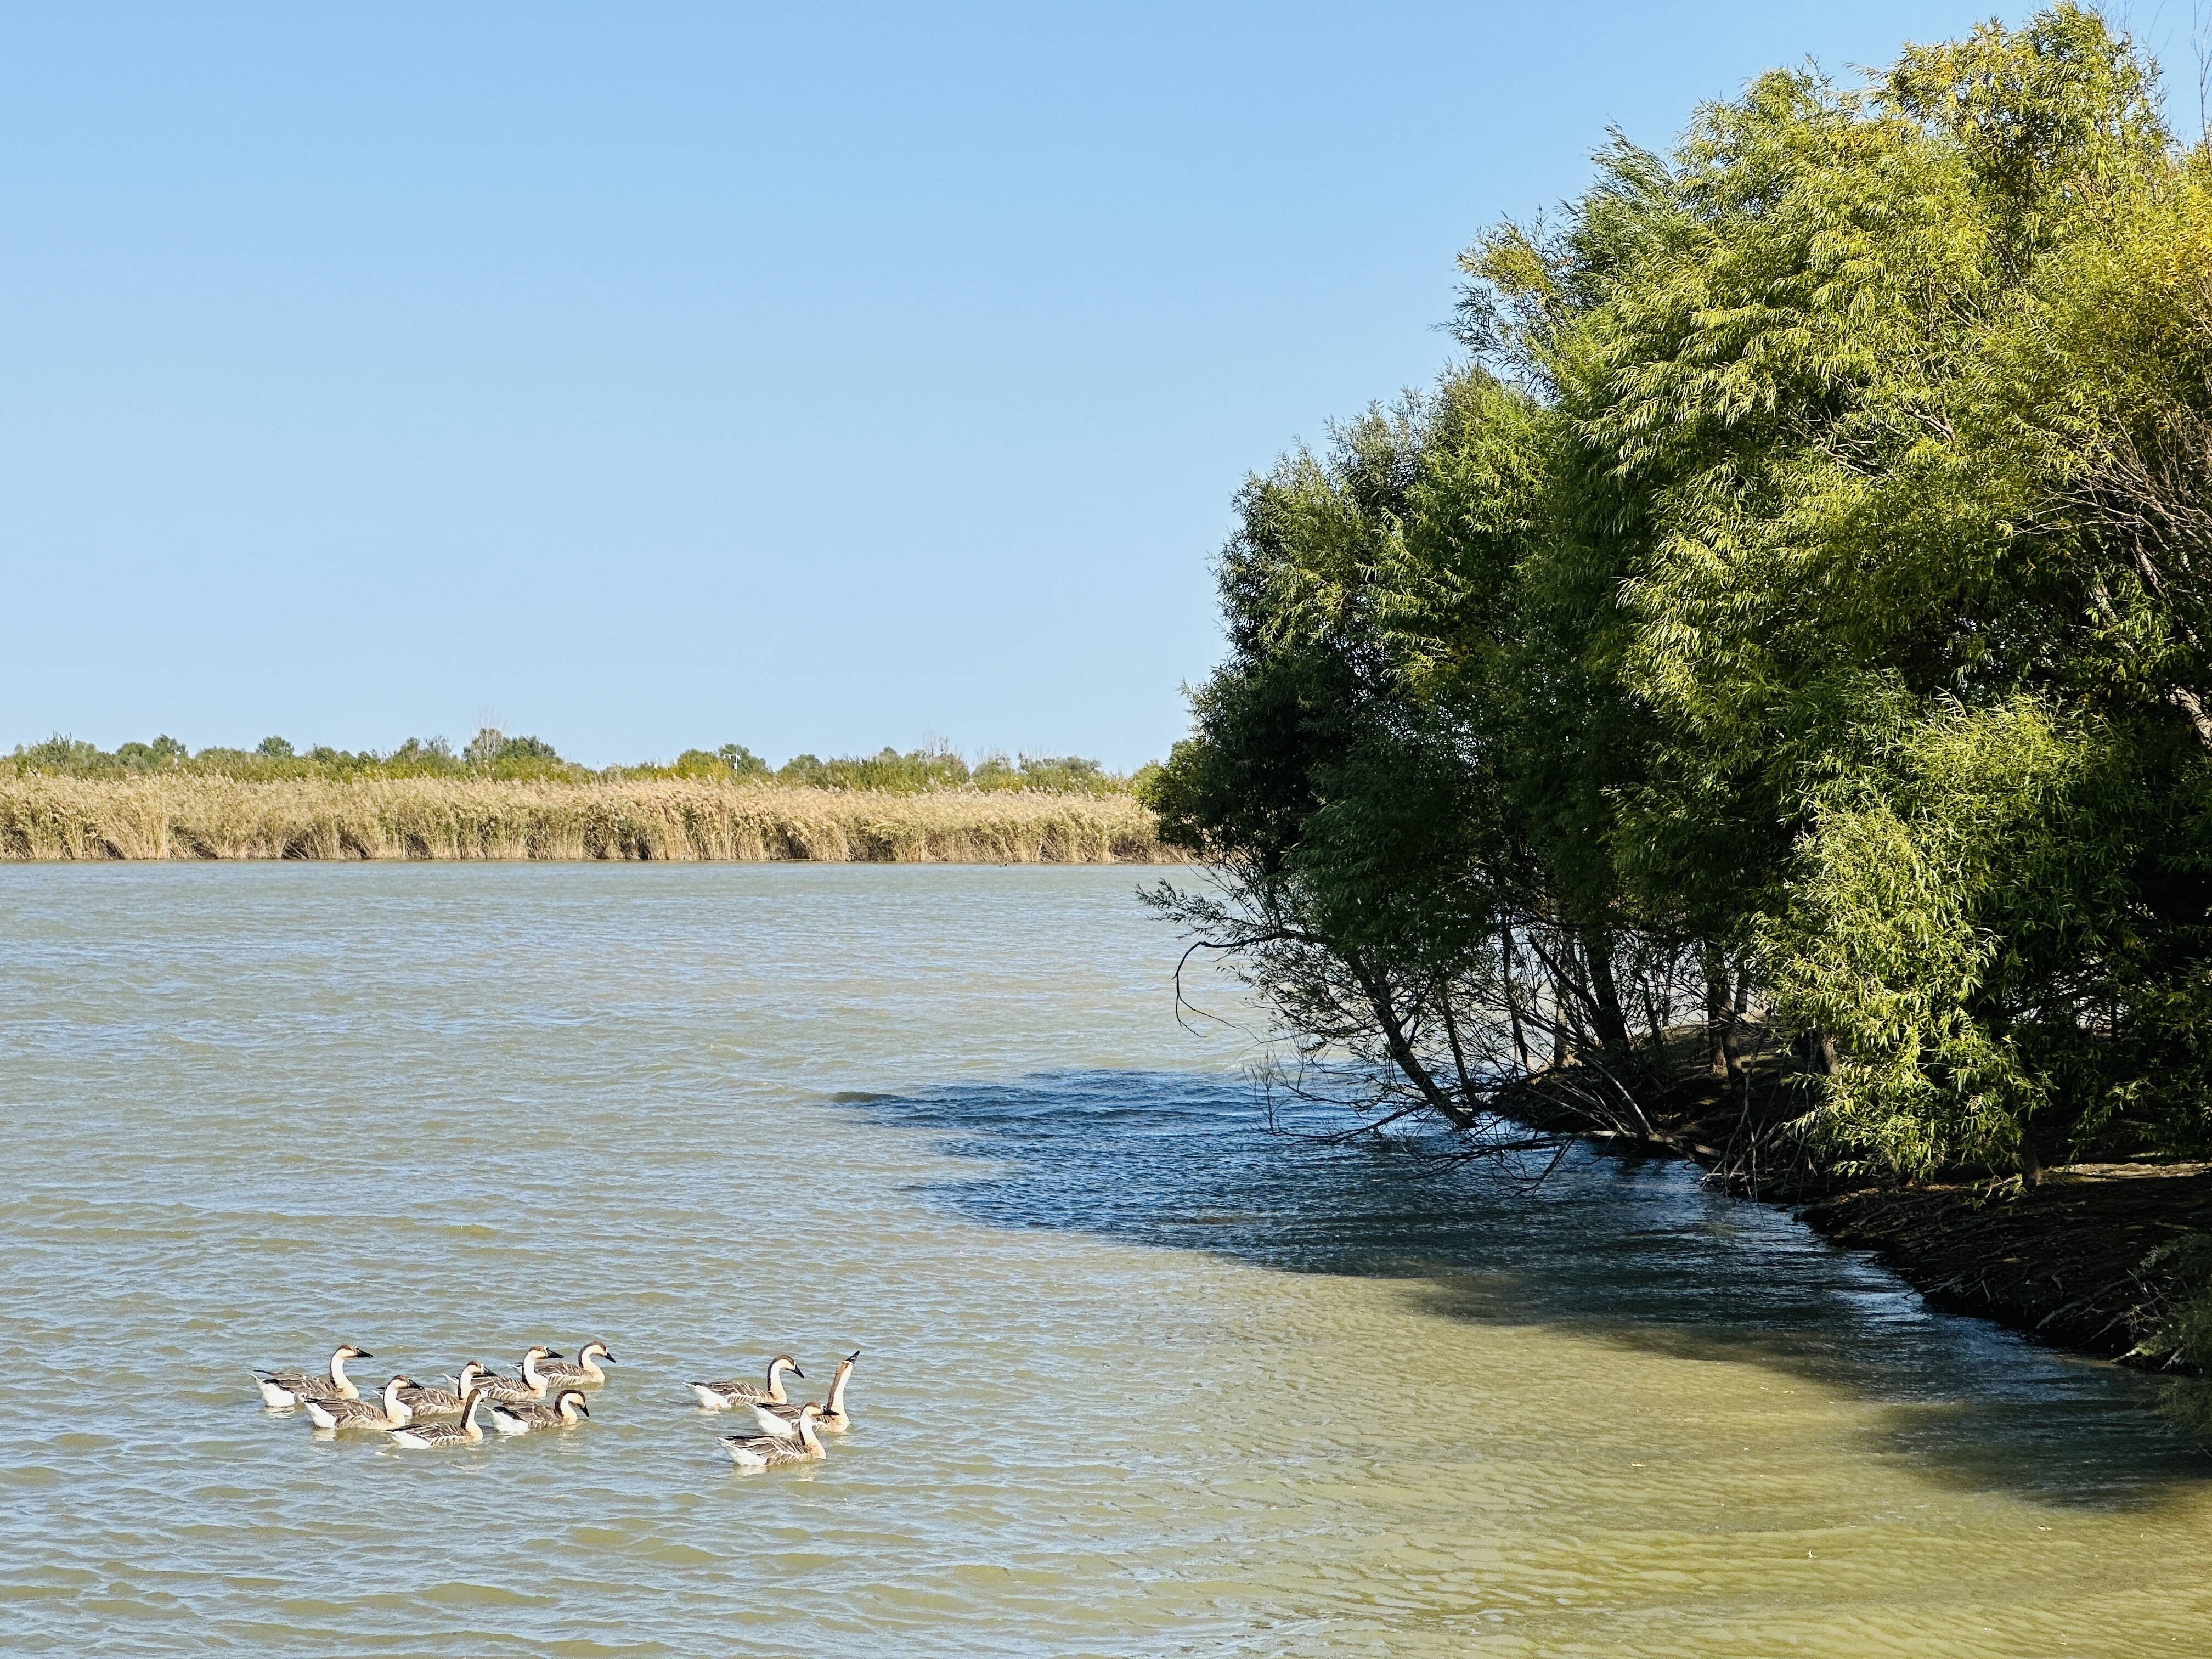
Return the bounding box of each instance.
[0,776,1184,865]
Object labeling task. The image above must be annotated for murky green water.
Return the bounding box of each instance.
[3,864,2210,1656]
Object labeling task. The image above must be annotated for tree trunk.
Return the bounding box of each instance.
[1351,956,1473,1129]
[2169,686,2212,756]
[1702,943,1730,1078]
[1501,927,1530,1073]
[1581,927,1631,1057]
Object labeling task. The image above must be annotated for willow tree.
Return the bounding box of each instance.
[1152,7,2212,1180]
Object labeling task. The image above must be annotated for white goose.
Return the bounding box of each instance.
[490,1389,591,1435]
[537,1341,614,1387]
[477,1346,563,1403]
[747,1351,859,1439]
[689,1353,802,1411]
[386,1386,488,1448]
[719,1402,826,1469]
[305,1375,416,1431]
[252,1344,373,1408]
[397,1362,492,1418]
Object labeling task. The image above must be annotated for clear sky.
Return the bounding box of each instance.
[13,1,2149,770]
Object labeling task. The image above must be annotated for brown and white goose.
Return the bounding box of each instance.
[397,1362,492,1418]
[477,1346,563,1403]
[746,1351,859,1439]
[719,1402,826,1469]
[304,1375,416,1431]
[386,1386,488,1448]
[537,1341,614,1387]
[251,1345,373,1409]
[489,1389,590,1435]
[688,1353,802,1410]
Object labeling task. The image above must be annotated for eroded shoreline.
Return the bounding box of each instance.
[1508,1065,2210,1371]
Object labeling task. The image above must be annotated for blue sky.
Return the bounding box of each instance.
[9,1,2146,769]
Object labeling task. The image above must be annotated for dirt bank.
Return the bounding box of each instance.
[1799,1167,2212,1361]
[1508,1055,2210,1369]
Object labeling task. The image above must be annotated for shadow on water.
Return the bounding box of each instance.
[833,1068,2212,1510]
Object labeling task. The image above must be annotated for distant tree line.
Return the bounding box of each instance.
[1146,9,2212,1183]
[9,729,1148,797]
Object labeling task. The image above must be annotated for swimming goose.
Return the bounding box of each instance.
[386,1387,488,1448]
[477,1346,563,1403]
[305,1375,416,1431]
[688,1353,802,1410]
[718,1402,826,1469]
[252,1345,373,1408]
[490,1389,590,1435]
[537,1341,614,1387]
[746,1351,859,1438]
[397,1362,492,1418]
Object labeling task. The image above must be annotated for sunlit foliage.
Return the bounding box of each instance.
[1151,8,2212,1180]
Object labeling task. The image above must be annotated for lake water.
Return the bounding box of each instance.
[4,863,2210,1656]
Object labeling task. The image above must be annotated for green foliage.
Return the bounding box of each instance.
[768,745,1138,794]
[2135,1234,2212,1412]
[456,726,571,775]
[380,737,465,778]
[1147,370,1607,1120]
[13,735,114,776]
[777,744,972,792]
[114,735,186,770]
[14,732,201,778]
[973,753,1119,794]
[2150,1237,2212,1372]
[1160,7,2212,1178]
[9,730,1149,798]
[664,748,730,778]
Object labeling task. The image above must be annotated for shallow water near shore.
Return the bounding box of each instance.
[4,863,2211,1657]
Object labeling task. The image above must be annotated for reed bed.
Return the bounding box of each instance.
[0,776,1184,865]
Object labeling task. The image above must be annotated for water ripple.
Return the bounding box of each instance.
[3,864,2210,1657]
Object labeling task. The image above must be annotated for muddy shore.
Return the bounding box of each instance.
[1508,1059,2212,1370]
[1799,1167,2212,1361]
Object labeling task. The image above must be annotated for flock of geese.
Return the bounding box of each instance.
[251,1341,861,1469]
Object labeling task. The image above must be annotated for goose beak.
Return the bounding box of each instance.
[578,1403,591,1418]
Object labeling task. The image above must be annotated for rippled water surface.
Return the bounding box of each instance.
[5,864,2212,1656]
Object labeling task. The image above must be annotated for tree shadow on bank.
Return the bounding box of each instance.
[830,1068,2212,1511]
